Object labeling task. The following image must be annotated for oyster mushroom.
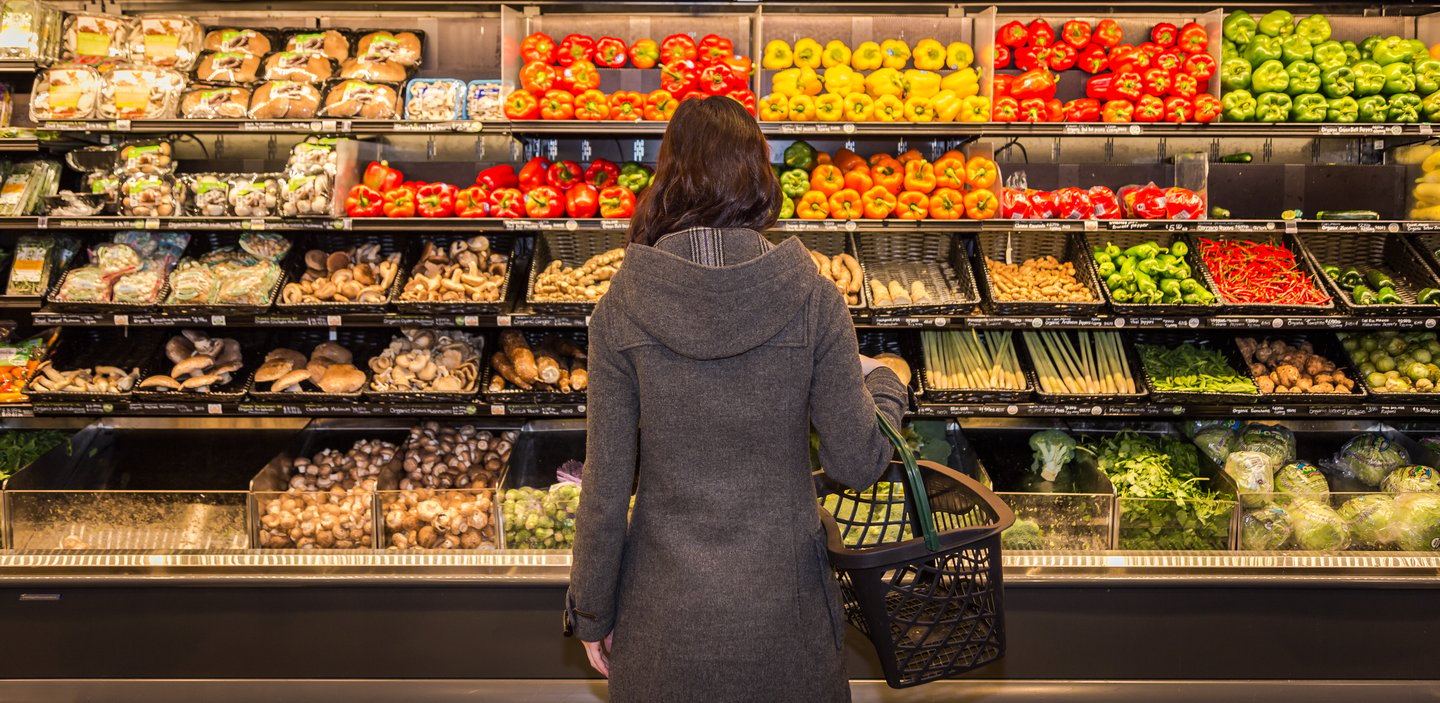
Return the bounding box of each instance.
[171,354,214,378]
[165,336,196,364]
[138,375,182,390]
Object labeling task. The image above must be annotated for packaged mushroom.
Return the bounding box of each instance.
[202,27,271,56]
[285,137,339,178]
[53,231,187,304]
[278,173,331,217]
[227,173,281,218]
[255,438,396,549]
[399,236,508,304]
[26,361,140,395]
[253,341,366,395]
[29,65,101,121]
[239,231,291,262]
[368,328,483,395]
[397,423,516,491]
[284,28,349,62]
[180,83,251,119]
[185,173,228,216]
[60,12,129,64]
[532,248,625,304]
[98,65,184,120]
[195,50,261,83]
[338,57,409,83]
[465,80,504,121]
[247,80,321,120]
[0,0,63,61]
[318,79,399,119]
[280,244,400,305]
[127,16,202,70]
[117,140,174,176]
[404,78,465,121]
[488,331,588,397]
[136,330,243,394]
[261,50,335,83]
[355,30,422,66]
[119,174,181,217]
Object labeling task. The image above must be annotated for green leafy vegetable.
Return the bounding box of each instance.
[1080,431,1232,550]
[0,430,70,482]
[1029,429,1074,482]
[1138,343,1259,394]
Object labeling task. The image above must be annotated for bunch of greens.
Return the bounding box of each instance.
[1138,343,1259,394]
[0,430,70,482]
[1080,431,1232,550]
[1029,430,1075,483]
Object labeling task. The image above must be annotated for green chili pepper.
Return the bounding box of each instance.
[1352,285,1378,305]
[1292,93,1328,122]
[1377,287,1403,305]
[1417,287,1440,305]
[1281,35,1314,64]
[1320,66,1355,98]
[1339,267,1365,287]
[1285,61,1321,95]
[1326,95,1359,123]
[1221,57,1253,91]
[1222,89,1258,121]
[1366,270,1395,290]
[1257,10,1295,38]
[1223,11,1257,45]
[1357,94,1389,122]
[1256,91,1293,122]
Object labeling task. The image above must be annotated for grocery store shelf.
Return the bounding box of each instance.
[0,139,40,152]
[0,58,34,73]
[38,119,499,135]
[909,401,1423,419]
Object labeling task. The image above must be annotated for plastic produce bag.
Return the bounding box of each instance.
[1288,499,1350,551]
[1236,423,1295,469]
[0,159,59,215]
[110,268,165,304]
[404,78,465,120]
[5,234,53,295]
[117,140,174,176]
[1390,493,1440,551]
[1334,433,1410,487]
[54,265,111,302]
[286,137,338,177]
[1193,423,1238,465]
[126,16,202,70]
[1338,494,1398,549]
[503,481,580,549]
[180,83,251,119]
[1225,450,1276,507]
[119,174,180,217]
[30,65,100,120]
[1275,461,1330,501]
[1242,505,1292,551]
[1380,465,1440,494]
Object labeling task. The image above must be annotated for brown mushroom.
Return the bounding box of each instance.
[138,375,182,390]
[254,359,294,383]
[181,373,222,391]
[171,355,215,378]
[318,364,365,394]
[273,369,312,392]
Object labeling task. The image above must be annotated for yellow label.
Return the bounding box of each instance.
[76,31,111,58]
[144,34,180,62]
[115,84,150,113]
[1,182,25,196]
[48,84,83,109]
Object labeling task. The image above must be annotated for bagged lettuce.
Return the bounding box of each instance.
[1193,424,1238,465]
[1236,423,1295,469]
[1335,433,1410,487]
[1391,493,1440,551]
[1242,505,1292,551]
[1338,494,1399,550]
[1288,499,1350,551]
[1275,461,1330,501]
[1225,450,1276,507]
[1379,465,1440,494]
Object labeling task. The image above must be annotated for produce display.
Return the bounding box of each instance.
[531,247,625,304]
[985,255,1095,303]
[1021,330,1136,395]
[1137,341,1259,394]
[383,487,498,550]
[867,277,930,307]
[1400,144,1440,220]
[162,233,286,308]
[1001,182,1204,220]
[280,244,401,306]
[399,236,509,304]
[0,429,69,482]
[488,331,587,395]
[1081,430,1231,550]
[0,330,57,404]
[26,361,139,395]
[777,142,998,221]
[1221,11,1440,123]
[1094,239,1215,305]
[759,36,986,122]
[1339,330,1440,394]
[1196,238,1329,306]
[397,423,515,490]
[1236,337,1357,395]
[1320,263,1437,306]
[136,330,244,393]
[50,231,187,305]
[256,438,394,549]
[994,18,1219,123]
[504,462,581,549]
[252,341,365,395]
[506,31,754,120]
[920,330,1025,392]
[367,328,483,394]
[804,250,863,306]
[344,158,650,220]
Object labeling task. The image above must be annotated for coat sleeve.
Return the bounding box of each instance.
[808,288,907,490]
[567,310,639,642]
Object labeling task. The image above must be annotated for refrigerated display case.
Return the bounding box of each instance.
[0,1,1439,701]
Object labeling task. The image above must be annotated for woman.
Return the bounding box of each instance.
[567,95,908,702]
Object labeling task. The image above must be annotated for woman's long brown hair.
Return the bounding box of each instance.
[628,96,780,246]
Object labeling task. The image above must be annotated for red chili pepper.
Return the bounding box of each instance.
[1198,239,1331,305]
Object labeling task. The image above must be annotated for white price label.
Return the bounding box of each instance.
[462,315,480,327]
[489,404,505,415]
[207,404,223,415]
[210,315,227,326]
[144,218,160,230]
[326,315,342,327]
[112,315,129,326]
[494,315,511,327]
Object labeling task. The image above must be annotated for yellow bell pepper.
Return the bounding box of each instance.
[864,67,905,98]
[799,67,823,95]
[946,41,975,70]
[793,38,823,69]
[958,95,990,122]
[903,96,936,122]
[788,94,817,121]
[822,65,862,96]
[931,89,962,122]
[1413,204,1440,220]
[759,93,789,121]
[772,67,822,97]
[762,40,794,70]
[1416,183,1440,204]
[941,68,980,98]
[843,93,875,121]
[902,69,941,99]
[815,93,845,121]
[822,40,852,68]
[874,94,904,122]
[912,39,945,71]
[880,39,911,70]
[852,41,883,71]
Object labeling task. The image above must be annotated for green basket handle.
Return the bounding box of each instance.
[876,411,941,552]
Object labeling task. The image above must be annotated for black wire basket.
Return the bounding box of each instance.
[856,232,982,316]
[525,230,627,315]
[1191,231,1335,315]
[156,232,289,315]
[1082,231,1224,316]
[245,328,388,402]
[765,230,869,310]
[1020,329,1149,404]
[481,329,588,406]
[275,232,407,315]
[1300,232,1440,316]
[1231,333,1369,403]
[1132,331,1263,405]
[974,231,1104,316]
[392,233,517,316]
[914,328,1036,404]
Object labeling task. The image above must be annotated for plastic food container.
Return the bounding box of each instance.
[116,140,174,176]
[30,65,100,120]
[285,137,338,178]
[319,79,398,119]
[284,28,349,62]
[261,51,336,83]
[227,173,281,218]
[186,173,228,217]
[247,80,321,119]
[126,15,202,70]
[180,83,250,119]
[119,174,181,217]
[465,80,503,121]
[0,0,62,61]
[97,65,184,120]
[195,50,260,84]
[279,173,331,217]
[60,12,128,64]
[355,30,421,66]
[338,57,408,83]
[202,27,271,56]
[404,78,465,121]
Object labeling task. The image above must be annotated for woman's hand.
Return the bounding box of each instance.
[582,632,614,677]
[859,354,885,376]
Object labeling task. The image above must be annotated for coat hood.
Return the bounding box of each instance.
[615,236,818,360]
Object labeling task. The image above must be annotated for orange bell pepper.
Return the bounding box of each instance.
[797,191,830,219]
[833,148,866,172]
[816,153,831,165]
[939,149,965,162]
[896,191,929,219]
[861,186,897,219]
[809,164,844,196]
[871,160,903,194]
[868,153,895,167]
[965,156,998,190]
[928,188,965,219]
[934,156,966,189]
[844,168,873,193]
[964,188,998,219]
[902,159,936,194]
[898,149,925,164]
[828,188,863,219]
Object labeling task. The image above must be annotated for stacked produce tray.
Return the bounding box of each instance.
[22,328,162,404]
[274,232,407,315]
[391,233,516,316]
[855,232,980,315]
[915,329,1037,404]
[1132,331,1262,405]
[481,329,589,406]
[244,329,388,402]
[1192,231,1336,315]
[1303,233,1440,315]
[1083,231,1223,316]
[525,230,627,315]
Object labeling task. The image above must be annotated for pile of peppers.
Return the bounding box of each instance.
[506,31,755,121]
[1000,182,1204,220]
[776,139,999,220]
[994,18,1219,123]
[1197,238,1331,306]
[1221,11,1440,123]
[344,158,652,219]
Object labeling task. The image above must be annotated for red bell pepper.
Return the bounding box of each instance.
[455,186,488,217]
[561,60,600,94]
[1046,98,1064,122]
[992,96,1020,122]
[1018,97,1048,123]
[1165,187,1204,220]
[1182,53,1217,82]
[1014,45,1048,72]
[598,186,636,219]
[1152,49,1183,73]
[1142,67,1172,97]
[521,33,557,65]
[1134,94,1164,122]
[1085,73,1114,99]
[608,91,644,120]
[488,188,524,218]
[1063,98,1101,122]
[1061,20,1092,48]
[584,159,620,189]
[1163,96,1194,123]
[416,183,457,218]
[1177,22,1209,55]
[345,184,384,217]
[1150,22,1178,48]
[540,90,574,120]
[382,187,415,218]
[1047,42,1077,71]
[520,61,557,93]
[1027,190,1058,218]
[574,89,611,120]
[726,87,757,116]
[476,165,518,191]
[644,90,677,120]
[1192,93,1221,123]
[1078,44,1109,73]
[660,33,697,64]
[1109,71,1144,101]
[697,34,733,65]
[1093,19,1124,49]
[994,45,1011,70]
[993,74,1014,98]
[1109,45,1150,73]
[594,37,628,68]
[1169,71,1199,99]
[661,60,698,96]
[564,184,599,218]
[629,39,660,69]
[504,89,540,119]
[1010,68,1056,100]
[699,64,734,94]
[1028,19,1056,47]
[996,21,1029,47]
[547,160,583,190]
[1137,42,1163,60]
[999,188,1029,219]
[557,34,595,67]
[362,161,402,192]
[1101,99,1134,122]
[524,185,564,218]
[518,157,551,192]
[1089,186,1122,219]
[1055,187,1093,219]
[722,56,753,86]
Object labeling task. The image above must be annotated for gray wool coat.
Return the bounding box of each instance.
[568,227,908,702]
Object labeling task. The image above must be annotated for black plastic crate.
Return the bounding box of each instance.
[157,231,289,315]
[275,232,406,315]
[974,231,1104,316]
[1191,232,1335,314]
[1082,231,1223,316]
[914,329,1035,404]
[1301,233,1440,316]
[525,230,627,315]
[1019,330,1148,404]
[481,329,588,406]
[131,328,270,402]
[392,233,517,315]
[1131,331,1262,405]
[23,328,162,403]
[766,230,869,309]
[362,328,486,403]
[1335,330,1440,402]
[246,328,390,402]
[854,232,980,315]
[1231,334,1368,403]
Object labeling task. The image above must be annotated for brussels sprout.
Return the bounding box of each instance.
[1288,499,1351,551]
[1391,493,1440,551]
[1336,433,1410,487]
[503,482,581,549]
[1379,465,1440,493]
[1275,461,1331,501]
[1242,505,1293,551]
[1338,494,1398,549]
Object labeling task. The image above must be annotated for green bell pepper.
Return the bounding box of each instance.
[1295,14,1332,44]
[618,161,653,193]
[1252,59,1291,93]
[779,168,810,199]
[1292,93,1328,122]
[1342,40,1361,64]
[1281,35,1313,64]
[1223,11,1257,46]
[1382,62,1416,95]
[1320,66,1355,98]
[1222,89,1258,121]
[1414,58,1440,94]
[1373,36,1413,66]
[1360,36,1382,61]
[1243,36,1283,65]
[1353,60,1386,96]
[1221,58,1253,91]
[782,140,818,171]
[1403,39,1430,62]
[1285,61,1321,95]
[1422,90,1440,122]
[779,194,794,219]
[1222,40,1239,62]
[1326,95,1359,122]
[1257,92,1293,122]
[1388,93,1423,122]
[1312,41,1348,71]
[1357,94,1389,122]
[1097,261,1116,278]
[1257,10,1295,38]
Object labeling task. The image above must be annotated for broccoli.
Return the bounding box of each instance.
[1029,430,1075,482]
[1002,519,1046,550]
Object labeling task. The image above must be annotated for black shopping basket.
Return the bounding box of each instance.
[815,413,1014,688]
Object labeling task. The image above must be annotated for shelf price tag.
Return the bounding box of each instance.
[207,403,223,415]
[461,315,480,327]
[489,404,505,415]
[326,315,342,327]
[112,314,129,326]
[144,218,160,230]
[35,216,47,229]
[495,315,512,327]
[210,315,226,326]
